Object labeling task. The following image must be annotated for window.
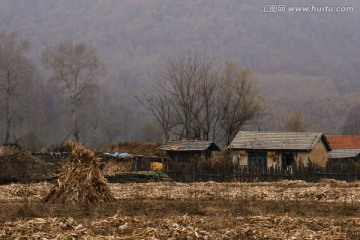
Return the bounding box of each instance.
[248,152,267,169]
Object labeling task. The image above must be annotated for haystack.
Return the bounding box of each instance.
[106,141,165,156]
[0,151,56,184]
[101,159,133,175]
[44,141,114,204]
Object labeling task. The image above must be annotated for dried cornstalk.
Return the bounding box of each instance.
[101,159,132,174]
[43,142,114,204]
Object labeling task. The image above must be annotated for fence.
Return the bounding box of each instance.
[164,159,360,182]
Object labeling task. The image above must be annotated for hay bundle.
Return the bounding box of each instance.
[101,159,133,175]
[44,142,114,204]
[53,140,77,152]
[0,145,16,156]
[0,152,56,184]
[106,141,165,156]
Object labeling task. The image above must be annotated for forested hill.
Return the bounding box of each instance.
[1,0,359,90]
[0,0,359,145]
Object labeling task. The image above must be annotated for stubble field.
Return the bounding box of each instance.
[1,179,360,239]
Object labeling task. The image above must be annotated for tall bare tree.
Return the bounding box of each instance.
[0,32,33,144]
[162,52,221,140]
[42,41,106,142]
[219,62,263,144]
[137,51,217,140]
[137,52,263,144]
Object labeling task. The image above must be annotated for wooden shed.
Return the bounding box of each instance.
[328,149,360,161]
[229,131,331,171]
[326,135,360,172]
[158,140,220,169]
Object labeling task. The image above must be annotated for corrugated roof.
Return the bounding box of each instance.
[326,135,360,149]
[229,131,330,151]
[159,140,220,152]
[328,149,360,159]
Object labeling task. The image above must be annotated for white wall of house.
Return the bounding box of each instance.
[266,152,279,168]
[232,150,247,166]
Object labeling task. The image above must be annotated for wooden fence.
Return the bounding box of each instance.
[164,159,360,182]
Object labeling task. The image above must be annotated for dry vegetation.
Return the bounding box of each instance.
[0,143,359,238]
[101,159,133,175]
[1,180,360,239]
[105,141,165,156]
[44,141,114,204]
[0,149,56,184]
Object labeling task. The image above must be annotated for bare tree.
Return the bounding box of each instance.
[285,111,307,132]
[0,32,33,144]
[137,52,264,144]
[219,62,263,144]
[136,91,174,140]
[138,51,218,140]
[42,41,106,142]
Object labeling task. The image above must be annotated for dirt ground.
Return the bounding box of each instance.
[1,180,360,239]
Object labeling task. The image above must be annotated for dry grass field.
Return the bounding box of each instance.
[1,180,360,239]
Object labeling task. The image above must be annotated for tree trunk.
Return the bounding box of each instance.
[4,95,11,144]
[71,104,79,142]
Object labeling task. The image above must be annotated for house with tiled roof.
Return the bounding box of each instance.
[326,135,360,161]
[229,131,331,169]
[326,135,360,149]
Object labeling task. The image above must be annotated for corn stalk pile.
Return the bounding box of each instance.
[0,146,16,156]
[0,182,51,202]
[0,151,57,183]
[101,159,133,174]
[1,212,359,239]
[105,141,165,156]
[43,142,114,204]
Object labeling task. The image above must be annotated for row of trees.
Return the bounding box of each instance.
[137,52,264,144]
[0,32,176,149]
[0,32,111,147]
[0,32,358,149]
[0,33,33,144]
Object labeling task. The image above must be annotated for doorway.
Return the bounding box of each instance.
[283,152,294,174]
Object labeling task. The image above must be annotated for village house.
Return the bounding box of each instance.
[229,131,331,170]
[326,135,360,169]
[158,140,220,168]
[326,135,360,153]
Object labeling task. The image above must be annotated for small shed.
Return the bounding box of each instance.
[229,131,331,170]
[326,135,360,149]
[159,140,220,168]
[326,135,360,171]
[328,149,360,160]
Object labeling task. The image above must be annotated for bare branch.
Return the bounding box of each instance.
[42,41,106,142]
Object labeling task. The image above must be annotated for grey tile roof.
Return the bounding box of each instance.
[328,149,360,159]
[159,140,220,152]
[229,131,330,151]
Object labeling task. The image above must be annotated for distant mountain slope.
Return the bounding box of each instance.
[0,0,359,90]
[0,0,358,134]
[256,73,346,133]
[257,74,341,104]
